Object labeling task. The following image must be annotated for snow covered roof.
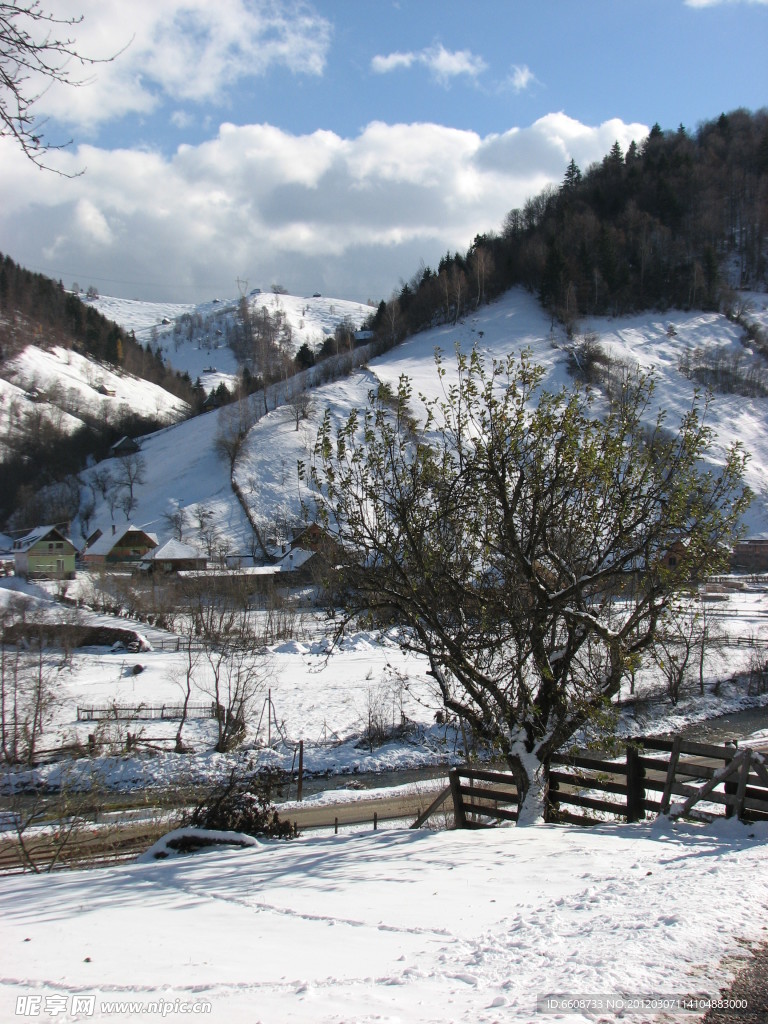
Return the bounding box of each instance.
[279,547,315,571]
[177,565,282,579]
[144,539,206,562]
[12,525,73,552]
[110,435,141,454]
[85,524,158,556]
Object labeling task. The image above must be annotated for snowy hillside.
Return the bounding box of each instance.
[77,404,256,553]
[0,344,189,456]
[72,286,768,556]
[0,288,374,466]
[239,288,768,541]
[89,289,374,395]
[70,282,768,569]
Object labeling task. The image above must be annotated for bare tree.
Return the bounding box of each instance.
[652,602,701,705]
[288,384,314,431]
[1,603,60,765]
[169,636,202,753]
[468,243,494,308]
[116,452,146,514]
[162,501,186,541]
[179,571,237,643]
[202,648,271,753]
[652,594,727,703]
[0,2,123,172]
[78,493,96,541]
[214,397,255,471]
[89,465,113,503]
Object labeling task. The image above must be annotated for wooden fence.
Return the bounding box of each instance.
[76,702,219,722]
[417,738,768,830]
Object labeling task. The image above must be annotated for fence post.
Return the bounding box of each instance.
[626,745,646,823]
[297,740,304,802]
[660,735,682,815]
[732,749,752,822]
[449,768,467,829]
[724,741,739,818]
[546,774,560,822]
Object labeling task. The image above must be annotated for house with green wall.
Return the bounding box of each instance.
[12,526,77,580]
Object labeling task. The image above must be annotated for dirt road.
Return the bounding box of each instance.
[0,781,450,872]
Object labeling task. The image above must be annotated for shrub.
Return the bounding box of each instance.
[187,767,299,840]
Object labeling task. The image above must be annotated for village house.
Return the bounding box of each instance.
[660,539,690,572]
[83,524,158,566]
[109,435,141,457]
[141,539,207,574]
[12,525,77,579]
[286,522,331,553]
[278,522,343,584]
[730,538,768,573]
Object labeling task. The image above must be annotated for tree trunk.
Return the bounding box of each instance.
[508,751,550,826]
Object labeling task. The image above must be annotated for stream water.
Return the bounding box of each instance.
[678,704,768,745]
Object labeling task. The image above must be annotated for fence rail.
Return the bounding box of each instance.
[76,702,219,722]
[720,635,768,648]
[443,737,768,830]
[149,637,209,652]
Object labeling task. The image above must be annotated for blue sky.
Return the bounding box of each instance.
[1,0,766,305]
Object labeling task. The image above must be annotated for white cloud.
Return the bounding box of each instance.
[371,44,487,85]
[421,44,488,84]
[0,114,649,303]
[25,0,332,131]
[72,198,114,247]
[370,52,416,74]
[507,64,536,93]
[170,111,195,130]
[476,113,648,179]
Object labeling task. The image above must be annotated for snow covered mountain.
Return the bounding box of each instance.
[0,287,373,464]
[71,286,768,553]
[90,289,375,397]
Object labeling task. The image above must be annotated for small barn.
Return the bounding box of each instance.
[83,524,158,566]
[730,538,768,573]
[142,539,207,574]
[13,525,77,580]
[110,436,141,457]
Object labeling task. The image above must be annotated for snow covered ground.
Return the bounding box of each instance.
[1,816,766,1023]
[3,287,768,1022]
